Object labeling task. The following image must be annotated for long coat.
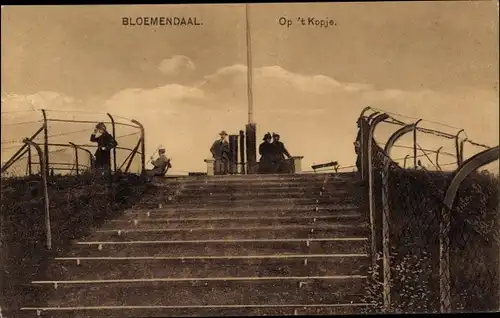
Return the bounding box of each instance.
[210,139,230,160]
[258,141,275,174]
[90,131,118,167]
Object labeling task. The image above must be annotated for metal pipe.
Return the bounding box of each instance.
[41,110,50,179]
[367,113,390,280]
[436,146,443,171]
[459,138,468,166]
[403,155,409,168]
[413,119,422,169]
[27,145,32,175]
[1,126,44,173]
[455,129,465,167]
[131,119,146,175]
[23,138,51,250]
[69,142,80,176]
[440,145,499,313]
[245,4,254,124]
[107,113,117,173]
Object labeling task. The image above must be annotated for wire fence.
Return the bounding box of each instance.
[1,109,145,177]
[357,107,499,314]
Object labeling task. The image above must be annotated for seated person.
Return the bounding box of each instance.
[147,147,172,177]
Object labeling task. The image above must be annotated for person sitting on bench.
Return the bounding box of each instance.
[147,147,171,177]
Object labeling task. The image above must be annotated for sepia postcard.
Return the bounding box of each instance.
[1,2,499,317]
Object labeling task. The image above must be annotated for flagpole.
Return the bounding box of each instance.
[245,3,254,124]
[244,3,257,173]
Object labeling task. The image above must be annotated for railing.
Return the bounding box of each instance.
[356,106,499,314]
[1,109,147,250]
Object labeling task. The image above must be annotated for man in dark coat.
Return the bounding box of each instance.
[210,130,230,175]
[271,133,292,173]
[258,132,274,174]
[90,122,118,173]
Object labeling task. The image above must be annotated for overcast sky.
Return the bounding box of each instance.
[1,2,498,174]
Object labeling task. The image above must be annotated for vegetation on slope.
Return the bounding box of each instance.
[0,172,151,315]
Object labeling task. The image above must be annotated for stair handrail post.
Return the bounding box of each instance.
[367,112,390,280]
[23,138,52,250]
[439,145,499,313]
[131,119,146,176]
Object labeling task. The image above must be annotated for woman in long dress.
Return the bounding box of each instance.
[258,133,274,174]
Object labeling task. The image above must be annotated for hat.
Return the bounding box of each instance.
[263,132,272,140]
[219,130,228,136]
[158,145,165,151]
[272,132,280,137]
[96,122,106,130]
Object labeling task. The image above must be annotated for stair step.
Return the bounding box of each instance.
[160,191,350,200]
[138,198,359,209]
[20,303,374,318]
[85,224,369,241]
[124,208,362,219]
[159,173,355,182]
[132,203,360,213]
[66,238,368,257]
[100,216,365,230]
[27,276,368,307]
[44,256,369,280]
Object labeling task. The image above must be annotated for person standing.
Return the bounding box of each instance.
[210,130,230,175]
[258,132,274,174]
[271,133,292,173]
[90,122,118,174]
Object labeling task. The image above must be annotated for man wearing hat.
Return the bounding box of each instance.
[258,132,274,174]
[90,122,118,173]
[271,132,292,173]
[210,130,230,175]
[147,146,172,177]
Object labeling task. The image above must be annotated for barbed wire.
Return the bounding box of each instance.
[1,110,39,114]
[371,107,463,131]
[466,139,491,150]
[378,142,456,158]
[1,120,43,126]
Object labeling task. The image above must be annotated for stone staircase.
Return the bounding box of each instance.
[20,172,372,317]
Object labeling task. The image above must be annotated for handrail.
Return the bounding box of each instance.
[439,145,500,313]
[22,138,51,250]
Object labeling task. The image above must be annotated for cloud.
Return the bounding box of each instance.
[158,55,196,76]
[2,65,498,174]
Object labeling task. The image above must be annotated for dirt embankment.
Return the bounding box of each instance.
[0,173,151,315]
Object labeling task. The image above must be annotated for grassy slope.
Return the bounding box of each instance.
[0,172,151,315]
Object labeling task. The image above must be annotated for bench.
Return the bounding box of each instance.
[311,161,339,173]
